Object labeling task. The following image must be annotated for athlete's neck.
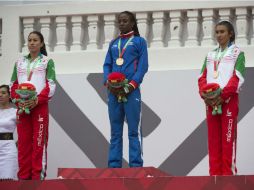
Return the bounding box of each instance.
[220,45,227,51]
[30,52,40,61]
[0,103,10,109]
[119,31,134,38]
[220,41,232,51]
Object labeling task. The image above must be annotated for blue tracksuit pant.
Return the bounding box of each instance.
[108,88,143,168]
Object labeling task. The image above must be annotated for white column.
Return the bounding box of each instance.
[70,16,83,51]
[201,9,216,46]
[251,8,254,45]
[102,14,117,50]
[55,16,67,51]
[0,34,1,56]
[150,11,165,48]
[218,9,233,22]
[40,17,51,52]
[136,12,149,40]
[168,10,183,47]
[22,18,35,53]
[185,10,201,46]
[87,15,99,50]
[235,8,249,45]
[0,19,2,56]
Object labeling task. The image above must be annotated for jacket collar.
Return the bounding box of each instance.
[119,31,134,38]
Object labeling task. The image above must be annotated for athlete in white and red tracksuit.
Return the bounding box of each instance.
[10,31,56,180]
[198,21,245,176]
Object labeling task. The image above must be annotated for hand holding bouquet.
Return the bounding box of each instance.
[107,72,129,103]
[12,82,37,114]
[201,83,222,115]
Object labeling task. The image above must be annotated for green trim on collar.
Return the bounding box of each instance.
[25,53,43,60]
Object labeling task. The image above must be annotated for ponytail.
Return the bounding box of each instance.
[40,43,47,56]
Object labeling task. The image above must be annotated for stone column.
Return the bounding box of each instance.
[136,12,150,40]
[40,17,51,51]
[87,15,99,50]
[70,16,83,51]
[150,11,165,48]
[102,14,117,50]
[168,10,183,47]
[235,7,249,45]
[22,18,35,53]
[201,9,216,46]
[185,10,201,46]
[55,16,67,51]
[251,8,254,45]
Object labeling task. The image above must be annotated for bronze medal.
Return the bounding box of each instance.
[116,58,124,66]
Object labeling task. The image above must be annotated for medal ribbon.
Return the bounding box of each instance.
[118,36,134,59]
[213,47,228,74]
[27,56,42,81]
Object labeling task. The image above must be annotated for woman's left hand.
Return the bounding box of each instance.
[123,84,135,95]
[213,96,224,106]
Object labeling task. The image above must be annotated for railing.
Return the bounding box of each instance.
[0,1,254,84]
[19,7,254,53]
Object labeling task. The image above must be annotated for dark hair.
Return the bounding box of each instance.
[0,84,11,102]
[119,11,140,36]
[216,20,235,43]
[0,85,10,95]
[28,31,47,56]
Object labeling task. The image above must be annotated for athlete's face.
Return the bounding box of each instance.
[0,87,10,105]
[118,13,134,34]
[28,33,43,55]
[215,25,232,48]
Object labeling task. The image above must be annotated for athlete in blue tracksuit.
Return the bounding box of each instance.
[103,11,148,168]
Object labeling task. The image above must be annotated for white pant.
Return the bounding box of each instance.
[0,140,18,179]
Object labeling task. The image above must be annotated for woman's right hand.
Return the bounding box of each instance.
[109,87,123,96]
[24,98,38,109]
[204,98,215,106]
[18,101,25,108]
[19,98,38,109]
[107,83,122,96]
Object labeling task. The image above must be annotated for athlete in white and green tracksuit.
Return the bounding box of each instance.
[198,43,245,175]
[10,53,56,180]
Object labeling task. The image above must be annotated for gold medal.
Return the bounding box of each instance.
[116,58,124,66]
[116,36,133,66]
[213,71,218,79]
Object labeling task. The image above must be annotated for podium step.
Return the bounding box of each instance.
[57,166,170,179]
[1,168,254,190]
